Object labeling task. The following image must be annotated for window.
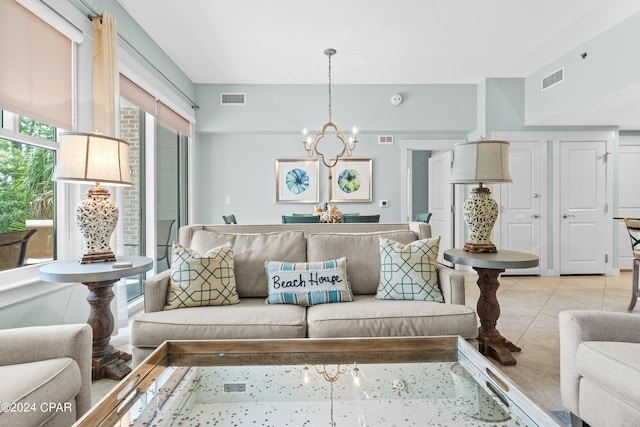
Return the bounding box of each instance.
[0,110,60,272]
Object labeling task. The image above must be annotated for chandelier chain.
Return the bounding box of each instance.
[327,52,332,122]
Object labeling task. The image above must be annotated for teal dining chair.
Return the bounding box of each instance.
[282,215,321,223]
[342,214,380,223]
[416,213,432,223]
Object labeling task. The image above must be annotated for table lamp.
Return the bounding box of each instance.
[450,139,512,253]
[53,132,132,263]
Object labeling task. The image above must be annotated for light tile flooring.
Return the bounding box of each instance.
[92,271,636,415]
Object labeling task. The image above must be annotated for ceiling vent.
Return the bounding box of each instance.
[541,68,564,91]
[220,93,246,105]
[378,135,394,144]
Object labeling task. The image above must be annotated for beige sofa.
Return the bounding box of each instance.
[0,323,92,427]
[559,310,640,427]
[132,222,479,365]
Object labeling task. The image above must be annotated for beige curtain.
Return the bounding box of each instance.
[92,13,118,135]
[93,13,128,331]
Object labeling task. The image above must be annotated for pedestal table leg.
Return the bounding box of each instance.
[474,267,521,365]
[85,279,132,380]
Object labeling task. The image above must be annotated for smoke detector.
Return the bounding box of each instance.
[391,94,403,106]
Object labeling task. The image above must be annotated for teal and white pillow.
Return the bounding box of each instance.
[375,237,444,302]
[265,257,353,306]
[165,242,240,310]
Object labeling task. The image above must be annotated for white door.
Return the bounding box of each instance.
[496,141,542,275]
[428,151,453,264]
[560,141,607,274]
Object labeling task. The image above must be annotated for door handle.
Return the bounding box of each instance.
[531,215,540,219]
[533,193,541,198]
[562,214,575,219]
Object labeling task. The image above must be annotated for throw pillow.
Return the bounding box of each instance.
[265,257,353,306]
[165,242,240,310]
[375,236,444,302]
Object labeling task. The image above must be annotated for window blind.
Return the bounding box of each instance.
[0,0,73,130]
[158,102,191,137]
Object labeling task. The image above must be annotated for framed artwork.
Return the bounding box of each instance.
[329,158,372,202]
[275,159,319,203]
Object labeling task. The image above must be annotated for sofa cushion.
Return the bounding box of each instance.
[132,298,307,347]
[576,341,640,406]
[307,295,478,339]
[0,358,79,426]
[376,237,444,302]
[189,230,306,298]
[165,242,239,310]
[306,230,418,295]
[265,257,353,306]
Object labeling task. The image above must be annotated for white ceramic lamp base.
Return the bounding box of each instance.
[463,186,498,253]
[75,186,118,263]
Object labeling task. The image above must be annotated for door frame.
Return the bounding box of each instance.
[399,139,466,249]
[494,130,615,276]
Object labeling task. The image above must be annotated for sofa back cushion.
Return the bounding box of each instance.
[306,230,418,295]
[189,230,306,297]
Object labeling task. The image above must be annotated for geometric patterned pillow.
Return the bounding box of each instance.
[265,257,353,306]
[375,236,444,302]
[164,242,240,310]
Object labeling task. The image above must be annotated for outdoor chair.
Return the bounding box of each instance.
[0,229,37,271]
[156,219,176,270]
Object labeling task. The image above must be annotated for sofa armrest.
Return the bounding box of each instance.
[0,323,92,416]
[436,263,465,305]
[143,269,171,312]
[559,310,640,415]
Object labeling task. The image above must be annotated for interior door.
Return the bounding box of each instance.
[560,141,606,274]
[497,141,542,275]
[428,151,453,264]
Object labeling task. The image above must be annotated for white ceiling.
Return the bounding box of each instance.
[116,0,640,129]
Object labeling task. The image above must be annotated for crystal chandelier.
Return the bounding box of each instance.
[303,48,358,176]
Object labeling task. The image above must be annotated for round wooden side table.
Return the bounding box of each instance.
[40,256,153,380]
[444,249,539,366]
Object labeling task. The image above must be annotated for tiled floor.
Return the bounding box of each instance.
[92,271,636,415]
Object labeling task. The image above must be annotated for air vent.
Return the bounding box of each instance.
[378,135,394,144]
[220,93,246,105]
[541,68,564,91]
[223,383,247,393]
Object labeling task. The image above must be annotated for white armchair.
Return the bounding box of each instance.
[0,323,92,427]
[559,310,640,427]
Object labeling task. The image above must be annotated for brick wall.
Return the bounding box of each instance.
[120,107,141,257]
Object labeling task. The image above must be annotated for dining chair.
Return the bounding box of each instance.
[281,215,320,223]
[222,214,237,224]
[623,218,640,311]
[416,213,432,223]
[342,214,380,223]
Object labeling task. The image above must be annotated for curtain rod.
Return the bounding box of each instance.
[79,0,199,110]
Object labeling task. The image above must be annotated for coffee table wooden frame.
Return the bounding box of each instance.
[76,336,559,427]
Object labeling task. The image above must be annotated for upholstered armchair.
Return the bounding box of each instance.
[0,323,92,426]
[559,310,640,426]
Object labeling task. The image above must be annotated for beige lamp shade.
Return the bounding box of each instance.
[53,132,131,263]
[450,140,513,184]
[53,132,132,186]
